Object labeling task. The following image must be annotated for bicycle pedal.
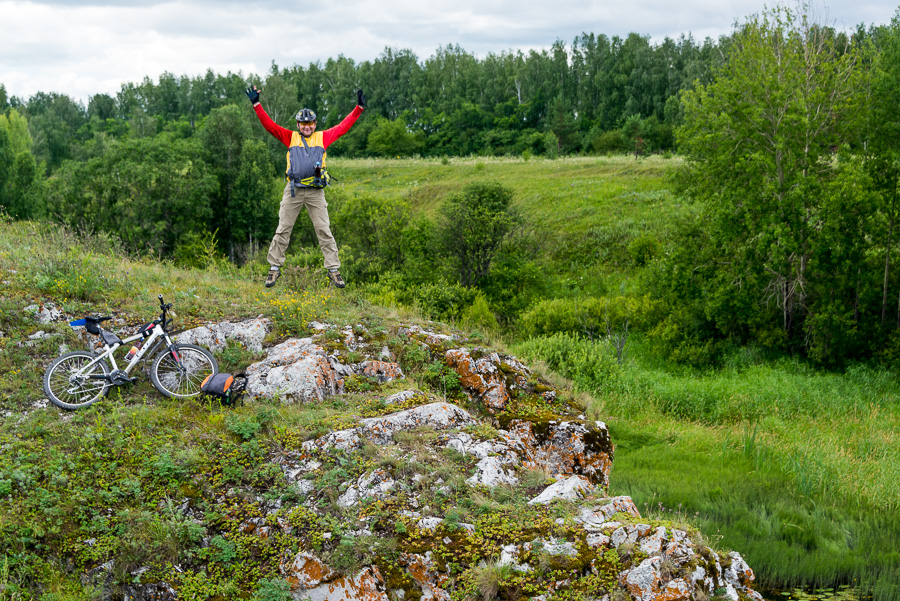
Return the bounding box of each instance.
[109,370,135,385]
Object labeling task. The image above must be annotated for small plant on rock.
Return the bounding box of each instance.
[471,559,515,601]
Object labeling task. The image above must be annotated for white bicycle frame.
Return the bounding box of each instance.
[78,321,176,378]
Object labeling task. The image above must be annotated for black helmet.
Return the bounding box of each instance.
[295,108,317,123]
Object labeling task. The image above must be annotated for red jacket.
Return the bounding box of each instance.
[253,104,363,148]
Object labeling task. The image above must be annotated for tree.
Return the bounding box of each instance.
[866,12,900,328]
[547,96,580,154]
[198,104,251,258]
[24,92,86,172]
[436,182,521,288]
[49,135,217,257]
[366,118,423,156]
[0,109,43,219]
[674,5,869,361]
[230,139,279,263]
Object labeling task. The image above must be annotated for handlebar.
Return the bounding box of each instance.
[157,295,173,325]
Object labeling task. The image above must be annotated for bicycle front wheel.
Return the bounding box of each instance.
[150,344,218,398]
[43,351,111,410]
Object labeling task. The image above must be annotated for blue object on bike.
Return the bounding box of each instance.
[69,319,87,327]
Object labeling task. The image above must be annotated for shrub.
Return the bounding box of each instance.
[627,234,661,267]
[406,279,481,322]
[461,293,499,333]
[435,182,520,288]
[514,332,622,393]
[519,295,660,340]
[588,128,629,154]
[251,578,292,601]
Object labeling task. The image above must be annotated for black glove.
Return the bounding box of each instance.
[245,85,260,105]
[357,89,366,109]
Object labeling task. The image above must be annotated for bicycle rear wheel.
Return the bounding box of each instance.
[150,344,218,398]
[43,351,110,410]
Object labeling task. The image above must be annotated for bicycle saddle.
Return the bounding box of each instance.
[70,316,112,335]
[84,316,112,323]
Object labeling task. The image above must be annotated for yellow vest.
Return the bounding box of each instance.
[286,131,327,187]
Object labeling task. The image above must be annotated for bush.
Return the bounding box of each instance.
[627,234,661,267]
[461,293,499,333]
[519,295,660,340]
[408,279,481,322]
[367,118,424,157]
[588,128,629,154]
[514,332,622,393]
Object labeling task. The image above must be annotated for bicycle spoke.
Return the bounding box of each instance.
[152,345,217,398]
[44,352,110,409]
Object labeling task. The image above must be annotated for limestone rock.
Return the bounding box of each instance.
[466,456,518,487]
[621,556,691,601]
[24,302,64,324]
[575,496,642,530]
[399,553,452,601]
[282,552,339,588]
[338,469,396,508]
[292,566,389,601]
[176,318,270,352]
[506,419,613,487]
[444,348,531,412]
[361,360,405,382]
[528,475,593,505]
[359,402,476,445]
[384,390,426,405]
[244,337,404,402]
[397,325,457,348]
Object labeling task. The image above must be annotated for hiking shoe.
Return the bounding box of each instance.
[264,269,280,288]
[327,269,345,289]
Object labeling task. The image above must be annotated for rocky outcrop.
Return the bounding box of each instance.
[242,337,405,402]
[175,317,270,352]
[24,302,65,324]
[110,320,762,601]
[444,348,532,412]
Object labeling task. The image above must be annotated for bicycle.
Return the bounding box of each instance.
[43,295,219,410]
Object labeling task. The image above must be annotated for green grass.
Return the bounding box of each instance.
[606,413,900,598]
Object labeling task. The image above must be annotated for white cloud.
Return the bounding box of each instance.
[0,0,896,104]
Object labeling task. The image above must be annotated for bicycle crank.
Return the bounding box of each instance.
[109,370,136,385]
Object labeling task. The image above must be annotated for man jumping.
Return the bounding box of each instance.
[246,85,365,289]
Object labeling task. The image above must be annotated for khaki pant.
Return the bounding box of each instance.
[267,183,340,270]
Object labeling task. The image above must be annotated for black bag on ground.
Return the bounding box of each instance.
[201,372,247,406]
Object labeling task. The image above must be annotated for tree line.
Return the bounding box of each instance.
[0,31,738,174]
[651,7,900,366]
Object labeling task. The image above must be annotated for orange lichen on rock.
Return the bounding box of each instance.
[361,360,405,382]
[507,419,613,487]
[445,348,525,412]
[399,553,452,601]
[281,551,338,589]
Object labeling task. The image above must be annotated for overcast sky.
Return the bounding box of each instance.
[1,0,897,105]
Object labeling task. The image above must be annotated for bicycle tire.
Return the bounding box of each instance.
[150,343,218,398]
[43,351,111,410]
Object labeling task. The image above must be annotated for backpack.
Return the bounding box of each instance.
[201,372,248,406]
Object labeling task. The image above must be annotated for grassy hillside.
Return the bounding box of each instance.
[332,155,687,289]
[1,155,898,600]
